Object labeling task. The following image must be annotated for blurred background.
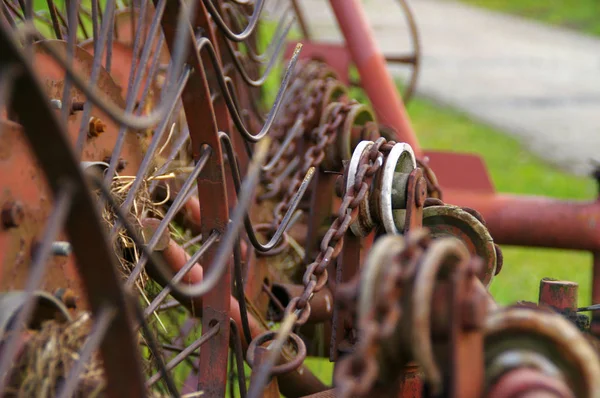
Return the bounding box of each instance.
[282,0,600,307]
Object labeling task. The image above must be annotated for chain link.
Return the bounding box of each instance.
[335,230,431,397]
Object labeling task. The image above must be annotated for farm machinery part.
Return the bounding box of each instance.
[0,0,599,398]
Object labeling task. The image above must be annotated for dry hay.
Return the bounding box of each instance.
[6,313,103,397]
[4,313,187,397]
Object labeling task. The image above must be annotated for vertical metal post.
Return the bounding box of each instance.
[328,0,421,154]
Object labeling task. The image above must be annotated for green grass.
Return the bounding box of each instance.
[460,0,600,37]
[407,95,596,305]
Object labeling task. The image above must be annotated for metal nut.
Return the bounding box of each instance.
[54,288,77,309]
[2,201,24,229]
[88,117,106,138]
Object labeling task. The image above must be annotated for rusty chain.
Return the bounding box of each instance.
[247,135,398,397]
[334,230,430,397]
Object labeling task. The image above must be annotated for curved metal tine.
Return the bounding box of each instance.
[103,4,114,72]
[182,232,202,250]
[223,9,294,88]
[260,156,300,200]
[113,67,191,217]
[0,184,74,392]
[223,2,291,65]
[56,306,116,398]
[90,0,98,41]
[197,37,302,142]
[31,0,196,130]
[230,318,248,398]
[146,323,220,388]
[134,33,165,117]
[133,297,181,397]
[104,0,165,178]
[59,0,78,125]
[93,140,270,299]
[73,0,116,155]
[161,138,270,298]
[219,132,314,252]
[0,1,18,29]
[203,0,265,42]
[45,0,63,39]
[262,117,303,171]
[143,231,220,318]
[224,75,266,130]
[125,144,211,287]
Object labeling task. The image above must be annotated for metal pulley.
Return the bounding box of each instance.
[420,204,498,286]
[344,139,418,237]
[484,306,600,398]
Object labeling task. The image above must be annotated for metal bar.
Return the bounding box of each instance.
[135,297,181,397]
[31,0,195,130]
[73,0,115,156]
[125,143,209,285]
[59,0,77,125]
[117,67,192,215]
[159,3,231,393]
[328,0,421,154]
[106,0,155,179]
[144,231,220,317]
[146,323,220,387]
[442,190,600,251]
[230,318,248,398]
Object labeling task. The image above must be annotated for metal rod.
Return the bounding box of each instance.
[234,237,253,344]
[59,0,78,125]
[74,0,116,156]
[196,37,302,142]
[146,323,220,387]
[230,318,248,398]
[125,144,210,286]
[220,131,313,252]
[202,0,265,42]
[144,231,220,317]
[134,296,181,397]
[33,0,196,130]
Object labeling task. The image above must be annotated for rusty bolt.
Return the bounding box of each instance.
[102,156,128,173]
[2,201,24,229]
[70,101,85,114]
[88,117,106,138]
[54,288,77,309]
[415,176,427,207]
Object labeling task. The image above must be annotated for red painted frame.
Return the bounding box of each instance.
[317,0,600,332]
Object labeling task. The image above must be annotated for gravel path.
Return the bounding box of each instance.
[293,0,600,176]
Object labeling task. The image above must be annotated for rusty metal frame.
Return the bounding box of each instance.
[320,0,600,334]
[0,19,146,397]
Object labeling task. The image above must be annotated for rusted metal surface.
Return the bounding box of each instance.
[539,279,578,312]
[2,0,600,397]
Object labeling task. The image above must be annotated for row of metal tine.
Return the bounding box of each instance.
[0,0,310,396]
